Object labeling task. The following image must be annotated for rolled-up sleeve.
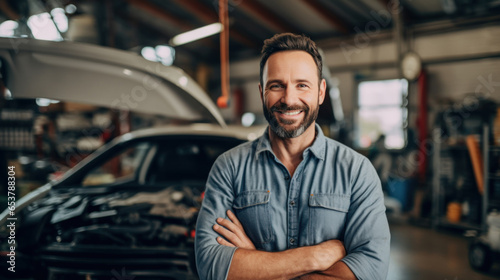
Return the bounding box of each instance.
[341,157,391,280]
[195,153,237,280]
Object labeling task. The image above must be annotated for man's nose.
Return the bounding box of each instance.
[280,86,299,105]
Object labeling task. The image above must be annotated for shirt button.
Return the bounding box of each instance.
[290,200,295,206]
[289,238,295,244]
[284,175,290,180]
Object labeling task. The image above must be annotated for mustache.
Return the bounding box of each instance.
[270,103,309,112]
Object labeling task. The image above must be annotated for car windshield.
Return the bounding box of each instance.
[82,142,151,186]
[77,136,243,187]
[145,138,240,184]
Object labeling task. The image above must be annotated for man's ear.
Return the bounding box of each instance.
[319,79,326,105]
[259,84,264,103]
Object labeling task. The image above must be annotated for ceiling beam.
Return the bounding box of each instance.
[171,0,218,24]
[377,0,416,21]
[229,28,261,49]
[127,0,219,51]
[127,0,191,31]
[299,0,350,34]
[124,1,220,64]
[0,0,20,20]
[237,0,300,34]
[170,0,260,49]
[117,11,207,63]
[398,0,419,22]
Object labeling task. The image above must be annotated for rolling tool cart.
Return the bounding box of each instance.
[469,211,500,271]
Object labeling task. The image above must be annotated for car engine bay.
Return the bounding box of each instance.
[13,183,205,279]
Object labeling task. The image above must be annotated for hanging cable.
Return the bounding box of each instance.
[217,0,230,108]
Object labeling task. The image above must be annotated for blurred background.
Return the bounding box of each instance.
[1,0,500,279]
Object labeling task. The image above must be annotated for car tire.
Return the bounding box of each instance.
[469,242,493,272]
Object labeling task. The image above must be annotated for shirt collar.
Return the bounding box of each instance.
[255,123,326,161]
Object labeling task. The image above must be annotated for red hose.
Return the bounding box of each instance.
[217,0,230,108]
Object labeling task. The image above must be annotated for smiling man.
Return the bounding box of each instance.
[195,33,390,280]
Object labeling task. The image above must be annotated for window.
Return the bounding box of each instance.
[355,79,408,149]
[82,142,151,186]
[147,138,244,184]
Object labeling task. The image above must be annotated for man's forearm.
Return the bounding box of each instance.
[226,240,345,280]
[297,261,356,280]
[227,246,319,280]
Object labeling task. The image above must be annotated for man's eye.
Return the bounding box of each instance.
[298,84,308,88]
[270,84,283,89]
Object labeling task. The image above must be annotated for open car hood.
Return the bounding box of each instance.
[0,38,226,127]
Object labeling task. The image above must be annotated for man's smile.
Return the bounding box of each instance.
[279,110,302,116]
[273,108,305,123]
[275,109,304,119]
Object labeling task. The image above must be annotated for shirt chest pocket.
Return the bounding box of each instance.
[308,194,350,244]
[233,191,274,247]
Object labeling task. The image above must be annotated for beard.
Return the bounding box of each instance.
[263,100,319,139]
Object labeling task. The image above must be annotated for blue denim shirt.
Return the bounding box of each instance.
[195,124,390,280]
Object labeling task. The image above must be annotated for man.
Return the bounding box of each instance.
[195,33,390,280]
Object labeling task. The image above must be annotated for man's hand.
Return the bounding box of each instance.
[294,241,351,280]
[213,210,256,250]
[296,261,356,280]
[311,240,347,271]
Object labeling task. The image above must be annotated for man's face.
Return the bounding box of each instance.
[260,50,326,138]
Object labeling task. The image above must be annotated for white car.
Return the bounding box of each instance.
[0,38,265,280]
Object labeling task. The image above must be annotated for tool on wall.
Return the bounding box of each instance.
[466,134,484,195]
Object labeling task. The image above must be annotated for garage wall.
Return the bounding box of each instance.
[229,24,500,129]
[230,59,261,114]
[426,58,500,103]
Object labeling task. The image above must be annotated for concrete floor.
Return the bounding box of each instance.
[15,222,500,279]
[388,222,500,280]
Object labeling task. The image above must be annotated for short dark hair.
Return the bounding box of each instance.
[259,33,323,90]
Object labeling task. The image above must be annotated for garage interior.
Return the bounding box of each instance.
[1,0,500,279]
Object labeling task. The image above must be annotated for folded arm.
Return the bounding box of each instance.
[339,158,391,280]
[214,210,348,280]
[296,262,356,280]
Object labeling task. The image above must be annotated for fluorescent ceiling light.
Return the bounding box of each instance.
[155,45,175,66]
[169,23,223,46]
[51,8,68,33]
[241,112,256,127]
[141,46,157,61]
[28,12,63,41]
[4,88,12,100]
[65,4,77,14]
[36,98,60,107]
[0,20,18,37]
[140,45,175,66]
